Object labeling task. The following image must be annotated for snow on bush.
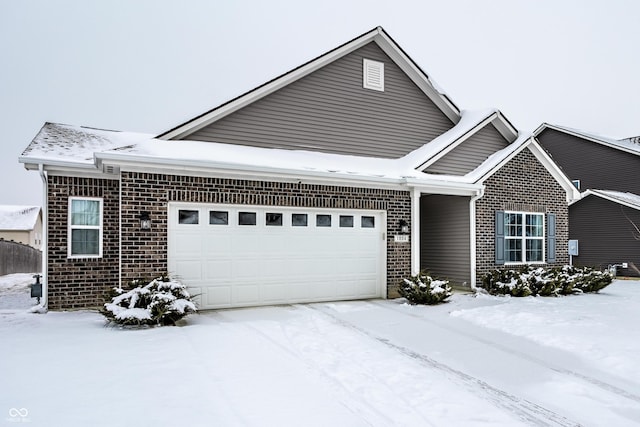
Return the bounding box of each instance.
[399,272,452,305]
[102,276,197,326]
[481,265,613,297]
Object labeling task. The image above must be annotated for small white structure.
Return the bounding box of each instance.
[0,206,42,249]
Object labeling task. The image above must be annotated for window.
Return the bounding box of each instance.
[504,212,544,263]
[68,197,102,258]
[179,210,199,224]
[239,212,257,226]
[361,216,375,228]
[339,215,354,228]
[209,211,228,225]
[316,214,331,227]
[292,214,308,227]
[572,180,581,190]
[363,59,384,91]
[266,213,283,226]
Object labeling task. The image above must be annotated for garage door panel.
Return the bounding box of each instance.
[169,204,385,309]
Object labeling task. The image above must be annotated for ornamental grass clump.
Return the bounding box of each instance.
[481,265,613,297]
[399,272,452,305]
[102,275,197,326]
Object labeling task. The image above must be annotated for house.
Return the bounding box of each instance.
[19,27,579,310]
[535,124,640,275]
[0,205,42,249]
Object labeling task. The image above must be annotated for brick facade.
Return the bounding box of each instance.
[47,172,412,309]
[475,148,569,283]
[45,149,569,309]
[47,176,120,310]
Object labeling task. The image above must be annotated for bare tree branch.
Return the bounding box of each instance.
[621,206,640,240]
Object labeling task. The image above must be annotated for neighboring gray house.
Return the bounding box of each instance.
[535,124,640,275]
[20,27,579,310]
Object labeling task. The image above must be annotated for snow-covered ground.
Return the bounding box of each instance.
[1,275,640,426]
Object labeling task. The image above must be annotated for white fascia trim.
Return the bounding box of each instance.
[534,123,640,158]
[417,112,498,171]
[492,111,519,141]
[402,178,482,196]
[527,139,581,203]
[161,28,382,140]
[373,31,460,122]
[573,190,640,210]
[473,137,580,203]
[97,153,406,188]
[20,157,97,172]
[160,27,461,140]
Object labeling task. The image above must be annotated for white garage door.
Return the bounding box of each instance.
[168,203,386,309]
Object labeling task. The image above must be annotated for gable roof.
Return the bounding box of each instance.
[158,26,461,140]
[0,206,41,231]
[573,189,640,210]
[20,108,577,201]
[534,123,640,157]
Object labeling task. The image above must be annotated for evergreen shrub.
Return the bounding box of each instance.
[399,272,452,305]
[102,275,197,326]
[482,265,613,297]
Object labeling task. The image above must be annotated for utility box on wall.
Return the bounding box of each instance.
[568,240,579,256]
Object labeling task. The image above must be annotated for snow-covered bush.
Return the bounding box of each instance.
[102,276,197,326]
[481,265,613,297]
[399,272,452,305]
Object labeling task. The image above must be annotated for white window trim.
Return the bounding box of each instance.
[504,211,545,265]
[363,58,384,92]
[68,197,103,259]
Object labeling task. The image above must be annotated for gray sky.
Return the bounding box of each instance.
[2,0,639,206]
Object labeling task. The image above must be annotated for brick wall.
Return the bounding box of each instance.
[475,148,569,283]
[47,176,119,310]
[121,172,411,298]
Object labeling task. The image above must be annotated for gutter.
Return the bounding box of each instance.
[95,152,484,194]
[37,164,48,311]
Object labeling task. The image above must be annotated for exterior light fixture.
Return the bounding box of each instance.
[140,211,151,230]
[399,219,409,234]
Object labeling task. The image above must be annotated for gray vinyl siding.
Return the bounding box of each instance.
[425,123,509,175]
[420,194,471,286]
[183,42,455,159]
[570,196,640,276]
[537,129,640,194]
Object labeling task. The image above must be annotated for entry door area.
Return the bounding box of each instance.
[168,203,386,309]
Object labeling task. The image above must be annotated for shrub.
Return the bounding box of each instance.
[102,276,197,326]
[399,272,452,305]
[482,265,613,297]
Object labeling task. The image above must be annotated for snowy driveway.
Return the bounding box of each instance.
[2,280,640,426]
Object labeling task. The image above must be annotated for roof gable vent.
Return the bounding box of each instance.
[363,59,384,92]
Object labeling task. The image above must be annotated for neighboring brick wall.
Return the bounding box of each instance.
[120,172,412,299]
[47,176,119,310]
[475,148,569,284]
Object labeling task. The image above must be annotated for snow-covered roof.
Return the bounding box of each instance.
[20,109,546,196]
[534,123,640,157]
[0,206,40,231]
[21,122,154,168]
[576,190,640,210]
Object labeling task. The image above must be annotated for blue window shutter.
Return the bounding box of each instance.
[547,213,556,263]
[495,211,505,265]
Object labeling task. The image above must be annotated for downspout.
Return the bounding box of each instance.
[469,186,485,289]
[410,187,421,275]
[38,163,48,310]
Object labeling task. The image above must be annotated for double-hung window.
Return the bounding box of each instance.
[504,212,544,263]
[68,197,103,258]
